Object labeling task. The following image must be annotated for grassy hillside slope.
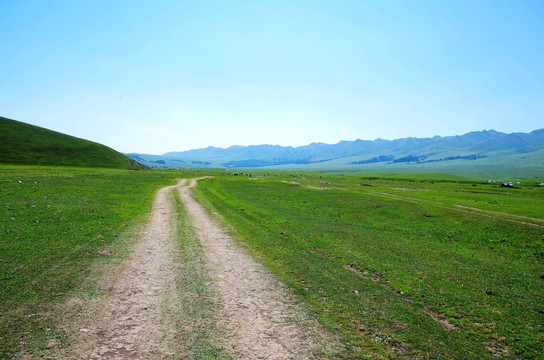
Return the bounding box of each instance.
[0,116,144,169]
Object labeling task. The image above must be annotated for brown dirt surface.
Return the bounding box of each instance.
[280,180,337,191]
[59,182,184,359]
[46,178,338,359]
[178,178,340,359]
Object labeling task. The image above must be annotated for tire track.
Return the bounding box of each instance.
[64,182,184,359]
[178,178,337,359]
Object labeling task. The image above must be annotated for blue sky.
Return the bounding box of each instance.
[1,0,543,154]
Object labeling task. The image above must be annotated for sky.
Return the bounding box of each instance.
[1,0,543,154]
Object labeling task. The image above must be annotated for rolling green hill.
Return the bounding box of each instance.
[0,116,144,169]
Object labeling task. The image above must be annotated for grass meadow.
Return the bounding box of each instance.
[0,165,194,357]
[1,165,543,358]
[193,173,544,359]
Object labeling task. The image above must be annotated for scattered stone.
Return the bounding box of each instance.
[47,339,60,348]
[372,336,383,343]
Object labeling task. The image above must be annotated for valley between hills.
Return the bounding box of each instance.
[1,116,543,359]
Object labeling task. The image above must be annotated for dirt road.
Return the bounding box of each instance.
[178,178,334,359]
[60,179,334,359]
[64,182,183,359]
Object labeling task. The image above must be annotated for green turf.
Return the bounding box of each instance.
[193,174,544,359]
[0,165,191,357]
[2,166,543,358]
[0,116,144,169]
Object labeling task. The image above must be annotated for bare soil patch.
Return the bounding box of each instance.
[280,180,336,191]
[42,178,337,359]
[59,182,183,359]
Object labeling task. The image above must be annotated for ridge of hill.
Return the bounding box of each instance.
[127,128,544,177]
[0,116,144,169]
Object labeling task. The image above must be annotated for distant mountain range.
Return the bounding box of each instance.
[126,129,544,178]
[0,116,144,169]
[2,114,541,177]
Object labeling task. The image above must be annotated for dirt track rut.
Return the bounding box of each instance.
[178,178,332,359]
[65,182,182,359]
[62,179,332,359]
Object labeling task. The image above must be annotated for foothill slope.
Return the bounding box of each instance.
[0,116,144,169]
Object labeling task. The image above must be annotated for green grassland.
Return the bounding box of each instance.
[0,116,143,169]
[2,164,543,358]
[193,173,544,359]
[0,165,194,357]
